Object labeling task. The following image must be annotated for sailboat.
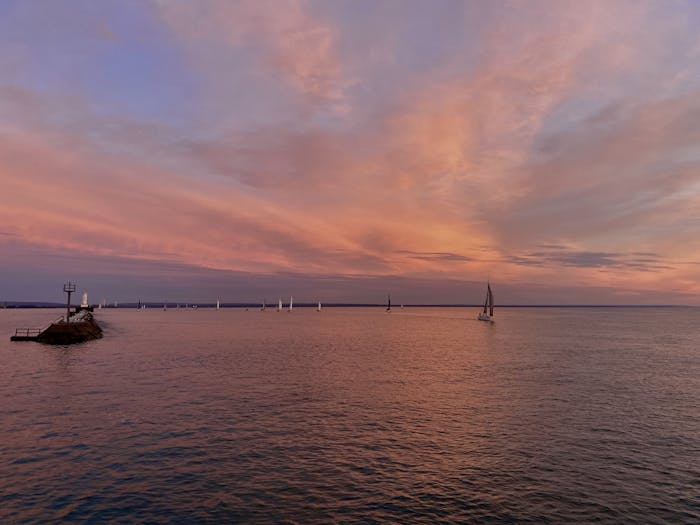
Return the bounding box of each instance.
[216,299,220,310]
[288,296,293,312]
[261,299,266,311]
[277,298,282,312]
[317,301,322,312]
[477,282,494,322]
[386,293,391,312]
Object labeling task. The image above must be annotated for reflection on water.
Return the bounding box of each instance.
[1,307,698,523]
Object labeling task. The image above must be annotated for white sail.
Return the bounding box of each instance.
[288,296,293,312]
[261,299,266,311]
[278,298,282,311]
[317,301,322,312]
[216,299,220,310]
[81,292,88,308]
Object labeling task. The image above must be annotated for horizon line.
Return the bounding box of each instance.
[1,302,695,309]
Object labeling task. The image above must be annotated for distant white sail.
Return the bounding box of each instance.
[261,299,266,311]
[81,292,88,308]
[317,301,322,312]
[278,298,282,312]
[288,296,293,312]
[216,299,220,310]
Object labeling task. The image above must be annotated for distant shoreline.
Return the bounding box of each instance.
[0,303,695,309]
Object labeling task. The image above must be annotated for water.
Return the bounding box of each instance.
[1,307,698,523]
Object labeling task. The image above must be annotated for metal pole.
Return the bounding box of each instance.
[64,282,76,323]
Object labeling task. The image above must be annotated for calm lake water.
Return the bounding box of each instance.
[1,307,698,523]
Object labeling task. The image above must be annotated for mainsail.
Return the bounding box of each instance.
[482,283,494,317]
[386,293,391,312]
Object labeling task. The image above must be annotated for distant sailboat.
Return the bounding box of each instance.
[386,293,391,312]
[137,299,141,310]
[288,296,293,312]
[163,304,167,311]
[277,298,282,312]
[477,282,494,322]
[261,299,266,311]
[216,299,220,310]
[317,301,322,312]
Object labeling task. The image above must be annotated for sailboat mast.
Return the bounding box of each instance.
[488,284,494,317]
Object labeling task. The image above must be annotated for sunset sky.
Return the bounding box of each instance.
[1,0,700,304]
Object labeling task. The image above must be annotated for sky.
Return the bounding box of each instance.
[1,0,700,304]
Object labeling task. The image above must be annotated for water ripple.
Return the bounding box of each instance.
[0,307,698,523]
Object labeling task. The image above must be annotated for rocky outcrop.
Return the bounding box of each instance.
[35,314,103,344]
[12,309,103,344]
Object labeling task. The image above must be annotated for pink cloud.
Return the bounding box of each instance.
[154,0,350,108]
